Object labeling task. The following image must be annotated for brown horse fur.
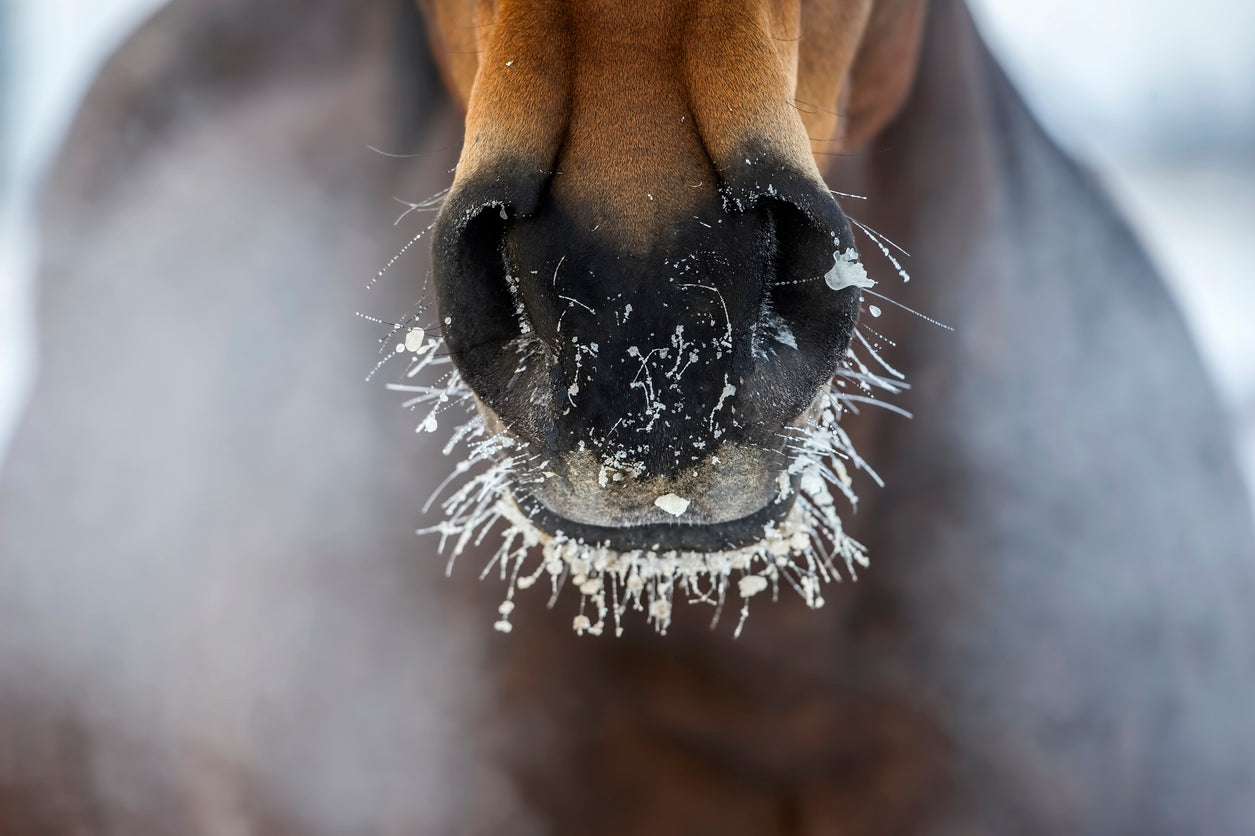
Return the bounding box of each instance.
[1,0,1254,832]
[420,0,923,246]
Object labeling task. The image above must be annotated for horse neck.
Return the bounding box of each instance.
[829,0,1109,509]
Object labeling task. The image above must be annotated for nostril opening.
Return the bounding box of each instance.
[433,200,549,413]
[435,203,522,359]
[762,198,857,354]
[730,194,861,432]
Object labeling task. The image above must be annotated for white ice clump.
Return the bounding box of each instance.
[824,247,874,291]
[654,492,690,516]
[738,575,768,597]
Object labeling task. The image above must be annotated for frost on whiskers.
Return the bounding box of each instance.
[369,305,907,638]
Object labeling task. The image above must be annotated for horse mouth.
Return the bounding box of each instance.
[511,471,801,553]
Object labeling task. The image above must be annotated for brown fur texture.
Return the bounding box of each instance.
[421,0,924,242]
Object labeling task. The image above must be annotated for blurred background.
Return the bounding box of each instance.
[3,0,1255,506]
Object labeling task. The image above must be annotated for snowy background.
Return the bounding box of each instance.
[3,0,1255,507]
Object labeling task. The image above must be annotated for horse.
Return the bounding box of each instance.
[1,0,1253,832]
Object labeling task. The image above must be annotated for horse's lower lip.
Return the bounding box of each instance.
[511,474,801,552]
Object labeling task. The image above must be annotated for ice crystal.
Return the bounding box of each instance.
[374,313,906,638]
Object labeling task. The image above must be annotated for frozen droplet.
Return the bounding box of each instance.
[824,248,874,291]
[868,305,882,318]
[738,575,768,597]
[800,469,826,498]
[654,493,690,516]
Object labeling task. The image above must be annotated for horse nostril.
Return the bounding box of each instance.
[432,191,541,418]
[432,158,557,373]
[764,196,860,356]
[725,187,863,437]
[435,204,509,340]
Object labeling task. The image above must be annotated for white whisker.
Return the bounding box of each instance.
[366,215,915,635]
[862,288,954,331]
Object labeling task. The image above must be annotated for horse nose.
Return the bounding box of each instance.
[432,158,865,476]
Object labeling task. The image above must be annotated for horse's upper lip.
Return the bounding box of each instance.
[511,472,801,552]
